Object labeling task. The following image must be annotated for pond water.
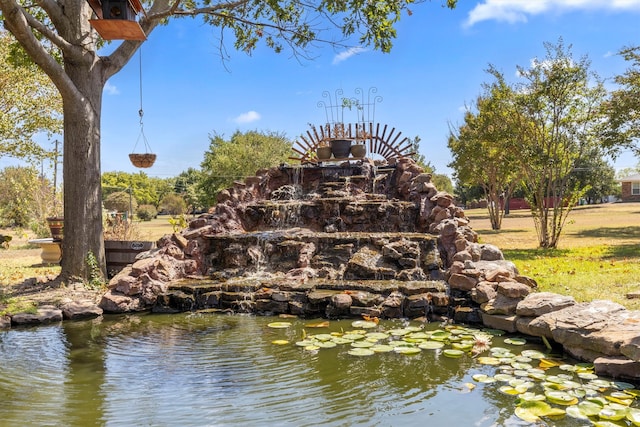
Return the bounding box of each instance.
[0,313,637,426]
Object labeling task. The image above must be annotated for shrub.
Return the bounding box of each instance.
[137,204,157,221]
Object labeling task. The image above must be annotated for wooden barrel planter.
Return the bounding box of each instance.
[105,240,155,277]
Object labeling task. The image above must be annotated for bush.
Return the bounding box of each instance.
[104,191,137,214]
[137,204,157,221]
[160,193,187,215]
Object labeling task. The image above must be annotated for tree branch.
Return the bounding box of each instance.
[0,0,79,101]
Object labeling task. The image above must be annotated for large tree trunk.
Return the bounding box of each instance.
[60,62,107,281]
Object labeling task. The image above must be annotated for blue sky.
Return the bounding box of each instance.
[10,0,640,179]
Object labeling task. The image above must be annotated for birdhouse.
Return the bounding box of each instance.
[88,0,146,41]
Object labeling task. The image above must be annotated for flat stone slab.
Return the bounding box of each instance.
[11,306,62,326]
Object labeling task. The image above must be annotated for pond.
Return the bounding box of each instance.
[1,313,638,426]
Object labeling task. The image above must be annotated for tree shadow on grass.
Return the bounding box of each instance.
[502,244,640,262]
[475,229,529,236]
[502,248,571,262]
[574,226,640,240]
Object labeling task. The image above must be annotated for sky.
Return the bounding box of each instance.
[7,0,640,180]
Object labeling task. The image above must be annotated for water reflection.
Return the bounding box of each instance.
[0,314,635,426]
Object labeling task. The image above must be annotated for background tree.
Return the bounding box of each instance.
[568,147,618,204]
[0,166,56,234]
[508,39,607,248]
[0,31,62,162]
[103,191,137,217]
[409,135,454,194]
[601,46,640,158]
[175,168,207,213]
[448,77,522,230]
[0,0,456,281]
[199,130,292,207]
[102,172,174,208]
[160,193,187,215]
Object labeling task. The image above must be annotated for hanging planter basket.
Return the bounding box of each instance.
[129,50,156,169]
[129,153,156,168]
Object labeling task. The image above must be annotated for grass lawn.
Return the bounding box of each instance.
[2,206,639,310]
[465,202,640,310]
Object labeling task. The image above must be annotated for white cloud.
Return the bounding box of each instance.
[104,81,119,95]
[464,0,640,27]
[332,47,367,65]
[233,110,261,124]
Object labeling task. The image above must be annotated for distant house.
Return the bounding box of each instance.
[618,174,640,202]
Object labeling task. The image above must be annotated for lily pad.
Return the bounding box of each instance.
[267,321,292,329]
[472,374,496,383]
[504,337,527,346]
[347,348,375,357]
[271,339,289,345]
[350,340,374,348]
[521,350,546,359]
[371,344,395,353]
[395,347,421,355]
[331,337,353,345]
[316,341,337,349]
[365,332,390,340]
[351,320,378,329]
[565,405,591,420]
[599,406,628,421]
[545,390,579,406]
[514,400,565,423]
[627,407,640,426]
[443,349,465,358]
[342,333,365,341]
[418,341,444,350]
[476,356,501,365]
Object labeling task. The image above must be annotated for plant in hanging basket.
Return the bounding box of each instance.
[129,153,156,168]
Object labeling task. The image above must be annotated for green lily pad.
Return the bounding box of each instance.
[350,340,374,348]
[504,337,527,345]
[388,328,411,336]
[599,406,629,421]
[627,407,640,426]
[499,385,522,395]
[545,390,579,406]
[331,337,353,345]
[578,400,606,416]
[517,392,546,402]
[565,405,591,420]
[395,347,421,355]
[342,333,365,341]
[613,381,636,390]
[443,349,465,358]
[514,400,565,423]
[371,344,395,353]
[347,348,375,357]
[351,320,378,329]
[406,332,431,340]
[313,333,334,341]
[494,373,516,382]
[316,341,337,348]
[267,321,292,328]
[418,341,444,350]
[476,356,501,365]
[521,350,546,359]
[365,332,390,340]
[472,374,496,383]
[304,345,320,351]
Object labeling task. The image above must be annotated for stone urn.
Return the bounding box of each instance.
[350,143,366,158]
[330,139,352,159]
[316,145,332,160]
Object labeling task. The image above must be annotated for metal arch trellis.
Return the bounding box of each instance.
[290,87,415,163]
[290,122,415,163]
